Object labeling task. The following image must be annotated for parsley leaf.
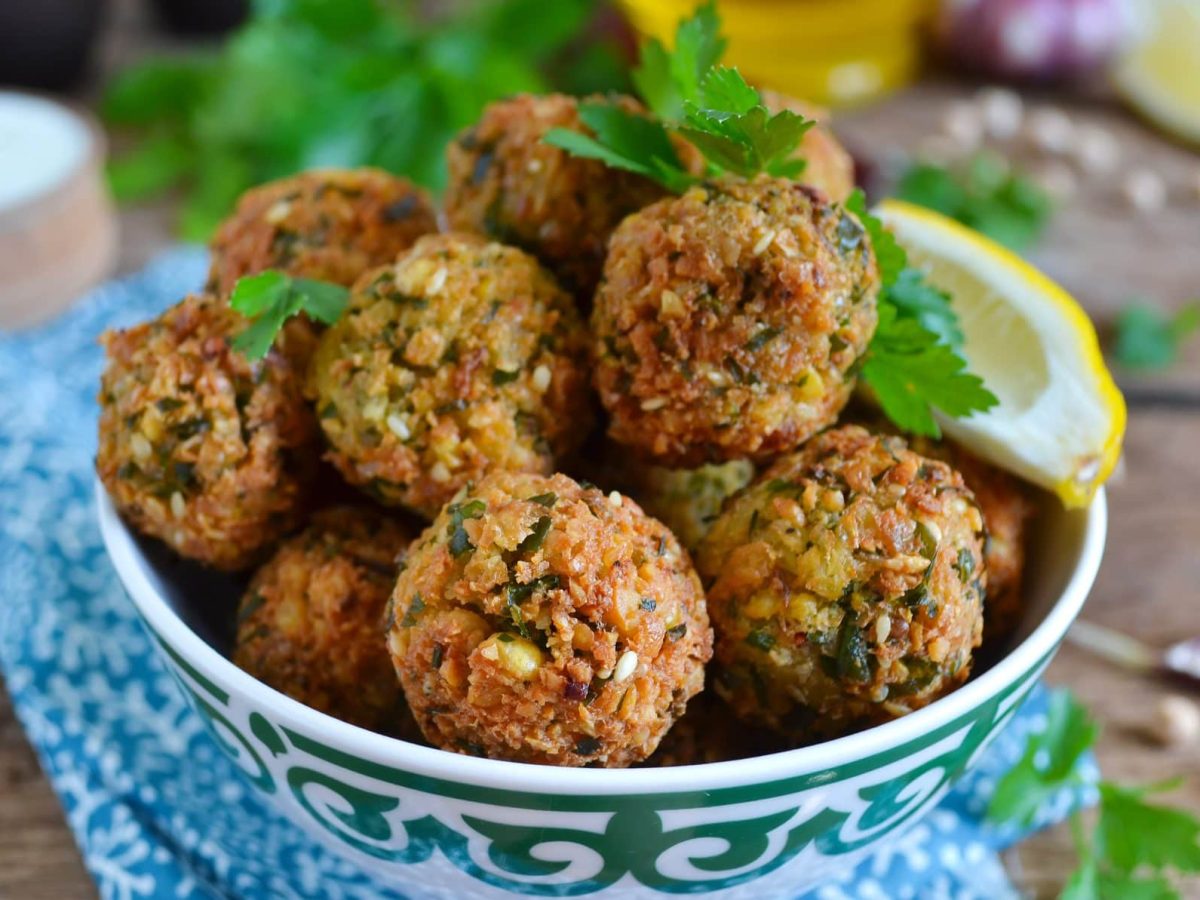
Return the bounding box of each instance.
[987,689,1099,828]
[543,102,696,192]
[632,0,725,121]
[1112,301,1200,371]
[895,155,1052,252]
[681,69,812,179]
[229,271,349,360]
[846,188,994,435]
[558,6,811,185]
[886,268,964,350]
[861,303,998,438]
[846,189,905,287]
[990,689,1200,898]
[1096,780,1200,876]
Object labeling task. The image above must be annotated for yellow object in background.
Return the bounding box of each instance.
[620,0,936,107]
[1114,0,1200,145]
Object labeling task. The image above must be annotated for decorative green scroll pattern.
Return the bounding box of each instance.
[150,628,1049,896]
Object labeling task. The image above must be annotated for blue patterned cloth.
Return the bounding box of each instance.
[0,250,1097,900]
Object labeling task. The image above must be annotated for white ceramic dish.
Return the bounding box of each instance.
[97,480,1106,899]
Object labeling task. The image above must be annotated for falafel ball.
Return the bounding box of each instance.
[695,426,986,740]
[622,459,755,553]
[309,233,594,518]
[386,471,713,767]
[207,168,437,297]
[234,506,421,735]
[759,90,856,202]
[444,93,692,297]
[97,294,318,571]
[592,177,879,467]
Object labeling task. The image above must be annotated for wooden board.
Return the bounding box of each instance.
[2,16,1198,899]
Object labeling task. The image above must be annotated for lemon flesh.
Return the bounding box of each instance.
[876,200,1126,508]
[1114,0,1200,144]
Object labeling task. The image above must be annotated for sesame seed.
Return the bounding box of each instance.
[613,650,638,682]
[532,364,551,393]
[130,433,152,461]
[265,200,292,224]
[874,614,892,644]
[608,491,622,507]
[427,266,448,293]
[386,413,411,440]
[752,230,776,255]
[170,492,185,519]
[640,397,667,411]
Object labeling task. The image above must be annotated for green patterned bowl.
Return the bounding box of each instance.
[97,481,1106,899]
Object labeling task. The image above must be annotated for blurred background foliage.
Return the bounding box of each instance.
[103,0,630,239]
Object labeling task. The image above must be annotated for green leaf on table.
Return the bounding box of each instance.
[229,271,349,360]
[1096,781,1200,876]
[861,303,998,438]
[102,57,214,125]
[987,689,1098,828]
[895,155,1053,252]
[1112,301,1200,371]
[106,132,194,202]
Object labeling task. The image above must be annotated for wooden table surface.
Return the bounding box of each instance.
[2,10,1199,899]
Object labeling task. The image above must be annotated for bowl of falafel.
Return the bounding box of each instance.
[95,83,1108,899]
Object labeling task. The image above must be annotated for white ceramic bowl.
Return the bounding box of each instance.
[97,480,1106,899]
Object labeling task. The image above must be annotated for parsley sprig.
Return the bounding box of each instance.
[229,271,349,360]
[988,689,1200,898]
[848,190,998,437]
[546,4,996,439]
[544,3,812,188]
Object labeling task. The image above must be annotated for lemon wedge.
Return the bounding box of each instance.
[1114,0,1200,144]
[875,199,1126,508]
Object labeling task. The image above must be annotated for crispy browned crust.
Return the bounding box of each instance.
[444,93,691,299]
[207,168,437,297]
[234,506,422,737]
[310,233,594,518]
[910,439,1034,643]
[591,177,879,467]
[696,425,986,740]
[97,294,318,570]
[386,471,713,767]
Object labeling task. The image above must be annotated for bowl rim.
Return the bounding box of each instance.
[96,478,1106,797]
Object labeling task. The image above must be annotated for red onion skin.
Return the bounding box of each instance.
[938,0,1131,82]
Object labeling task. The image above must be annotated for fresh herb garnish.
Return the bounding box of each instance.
[846,189,998,437]
[631,0,725,121]
[1112,300,1200,371]
[528,492,558,507]
[895,155,1052,252]
[989,689,1200,898]
[229,270,349,360]
[545,3,811,189]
